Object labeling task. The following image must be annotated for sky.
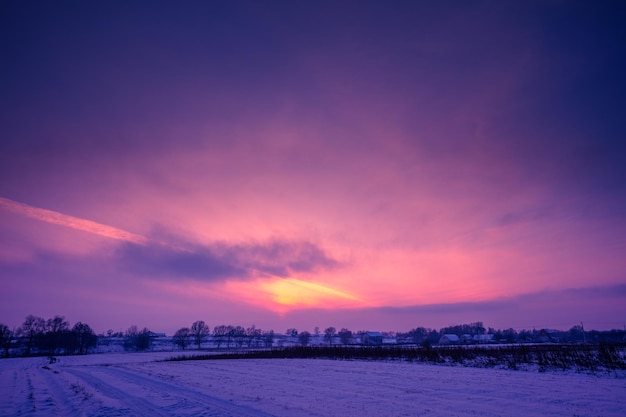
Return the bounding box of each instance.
[1,1,625,335]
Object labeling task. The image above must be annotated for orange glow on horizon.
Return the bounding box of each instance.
[226,277,364,312]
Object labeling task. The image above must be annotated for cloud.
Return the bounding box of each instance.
[362,284,626,329]
[117,242,245,280]
[379,284,626,314]
[497,206,554,227]
[0,197,148,245]
[116,238,341,281]
[221,240,340,277]
[277,283,626,331]
[0,196,341,283]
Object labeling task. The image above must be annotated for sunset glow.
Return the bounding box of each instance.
[1,1,625,334]
[249,278,361,311]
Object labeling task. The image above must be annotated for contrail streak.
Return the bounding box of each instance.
[0,197,148,245]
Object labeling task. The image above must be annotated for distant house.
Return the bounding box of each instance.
[382,335,397,345]
[362,332,384,346]
[439,334,460,345]
[538,329,559,343]
[474,334,495,344]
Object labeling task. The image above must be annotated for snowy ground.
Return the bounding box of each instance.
[1,352,624,416]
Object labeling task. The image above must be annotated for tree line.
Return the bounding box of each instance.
[2,316,625,358]
[172,323,276,350]
[0,315,97,357]
[170,324,351,350]
[396,322,626,345]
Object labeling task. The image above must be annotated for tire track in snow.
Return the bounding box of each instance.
[66,365,274,417]
[0,369,20,416]
[103,366,275,417]
[38,365,83,416]
[0,363,42,416]
[66,367,171,417]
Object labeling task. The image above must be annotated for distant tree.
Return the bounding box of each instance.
[232,326,246,348]
[488,327,503,343]
[70,322,97,354]
[213,325,228,349]
[263,330,274,348]
[427,329,440,346]
[19,315,46,355]
[568,325,585,343]
[173,327,191,350]
[246,325,262,347]
[286,328,298,337]
[440,322,486,338]
[355,330,366,343]
[190,321,210,349]
[124,325,139,350]
[409,327,428,345]
[225,325,236,349]
[45,316,70,354]
[518,329,533,343]
[324,327,336,346]
[298,331,311,347]
[338,328,352,345]
[314,326,320,336]
[0,324,13,358]
[501,328,518,344]
[124,325,152,351]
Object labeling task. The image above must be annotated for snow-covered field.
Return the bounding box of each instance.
[1,352,624,416]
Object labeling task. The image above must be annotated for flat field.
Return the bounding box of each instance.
[0,352,624,416]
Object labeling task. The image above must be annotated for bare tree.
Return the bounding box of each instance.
[190,321,210,350]
[232,326,246,348]
[213,325,227,349]
[71,322,97,354]
[324,327,336,346]
[286,328,298,337]
[124,325,152,351]
[408,327,428,345]
[0,323,13,358]
[19,315,45,355]
[225,325,236,349]
[263,330,274,348]
[124,325,139,351]
[298,331,311,347]
[338,328,352,345]
[173,327,191,350]
[246,325,261,348]
[45,316,69,354]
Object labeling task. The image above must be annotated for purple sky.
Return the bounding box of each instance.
[1,1,625,335]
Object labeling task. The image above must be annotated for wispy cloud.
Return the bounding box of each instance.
[0,197,149,245]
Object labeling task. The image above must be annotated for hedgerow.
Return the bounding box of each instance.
[165,343,626,374]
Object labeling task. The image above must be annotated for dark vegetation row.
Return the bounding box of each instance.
[166,344,626,373]
[2,315,626,360]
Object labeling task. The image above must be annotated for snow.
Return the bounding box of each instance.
[1,352,624,416]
